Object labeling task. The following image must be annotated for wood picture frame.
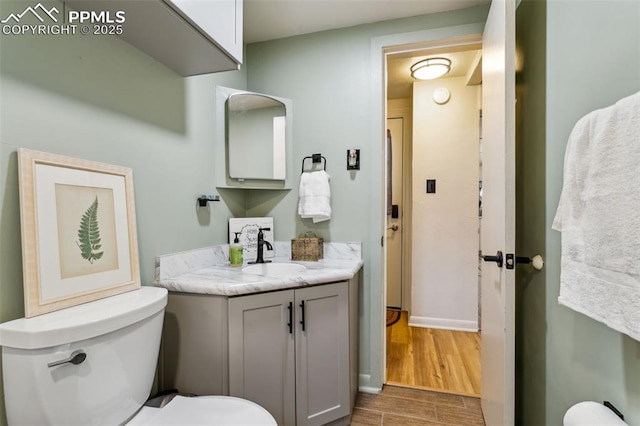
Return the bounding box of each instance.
[18,149,141,317]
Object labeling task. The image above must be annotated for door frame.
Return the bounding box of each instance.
[369,25,485,390]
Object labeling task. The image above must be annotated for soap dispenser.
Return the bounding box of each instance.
[230,232,243,267]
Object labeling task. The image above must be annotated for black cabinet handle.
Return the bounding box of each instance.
[299,300,306,332]
[287,302,293,334]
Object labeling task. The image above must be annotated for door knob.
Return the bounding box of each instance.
[480,251,544,271]
[387,224,398,231]
[480,250,503,268]
[505,254,544,270]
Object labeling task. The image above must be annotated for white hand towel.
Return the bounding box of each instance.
[298,170,331,223]
[552,91,640,341]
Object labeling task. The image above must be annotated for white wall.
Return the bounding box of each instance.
[410,77,479,331]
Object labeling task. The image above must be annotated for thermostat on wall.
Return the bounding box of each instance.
[433,88,450,105]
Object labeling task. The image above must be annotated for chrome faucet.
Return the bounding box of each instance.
[249,227,273,264]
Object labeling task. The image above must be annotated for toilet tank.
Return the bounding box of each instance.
[0,286,168,426]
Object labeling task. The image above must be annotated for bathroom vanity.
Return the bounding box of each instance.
[154,243,362,426]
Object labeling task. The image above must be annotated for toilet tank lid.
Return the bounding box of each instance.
[0,286,167,350]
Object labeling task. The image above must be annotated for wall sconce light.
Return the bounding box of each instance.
[410,57,451,80]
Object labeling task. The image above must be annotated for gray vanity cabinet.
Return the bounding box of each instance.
[161,292,229,396]
[228,290,296,425]
[159,273,360,425]
[228,282,351,426]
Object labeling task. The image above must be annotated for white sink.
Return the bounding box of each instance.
[242,263,307,277]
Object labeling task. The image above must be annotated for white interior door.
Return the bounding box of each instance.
[480,0,516,425]
[386,118,404,309]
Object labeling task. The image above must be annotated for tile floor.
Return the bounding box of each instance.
[352,385,485,426]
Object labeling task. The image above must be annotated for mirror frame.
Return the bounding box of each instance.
[215,86,293,190]
[226,92,287,181]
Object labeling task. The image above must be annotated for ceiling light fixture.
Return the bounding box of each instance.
[410,57,451,80]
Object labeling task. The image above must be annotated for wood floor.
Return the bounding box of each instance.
[352,385,485,426]
[386,311,481,397]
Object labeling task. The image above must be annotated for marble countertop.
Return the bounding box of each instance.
[154,242,362,297]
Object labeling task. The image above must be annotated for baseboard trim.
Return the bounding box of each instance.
[358,374,382,394]
[408,315,478,332]
[358,385,382,394]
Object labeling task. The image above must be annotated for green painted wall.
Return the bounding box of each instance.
[0,2,491,421]
[6,0,639,423]
[542,0,640,424]
[0,1,247,421]
[515,0,547,424]
[245,6,490,389]
[517,0,640,423]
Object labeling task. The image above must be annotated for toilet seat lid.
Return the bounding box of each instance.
[129,395,277,425]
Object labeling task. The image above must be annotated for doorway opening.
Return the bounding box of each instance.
[384,40,483,397]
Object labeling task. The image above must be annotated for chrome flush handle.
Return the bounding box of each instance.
[47,349,87,368]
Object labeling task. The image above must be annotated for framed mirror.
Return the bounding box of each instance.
[227,93,287,180]
[215,86,293,190]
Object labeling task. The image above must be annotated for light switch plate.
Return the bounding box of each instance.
[347,149,360,170]
[426,179,436,193]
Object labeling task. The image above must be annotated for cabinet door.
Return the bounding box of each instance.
[228,291,295,426]
[166,0,243,62]
[295,283,350,426]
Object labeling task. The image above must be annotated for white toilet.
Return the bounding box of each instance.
[0,286,276,425]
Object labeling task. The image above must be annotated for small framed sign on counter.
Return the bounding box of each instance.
[229,217,274,262]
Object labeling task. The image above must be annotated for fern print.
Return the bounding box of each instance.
[76,196,104,264]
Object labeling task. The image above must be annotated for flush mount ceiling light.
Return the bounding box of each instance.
[410,57,451,80]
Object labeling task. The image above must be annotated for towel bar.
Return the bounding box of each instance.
[301,154,327,173]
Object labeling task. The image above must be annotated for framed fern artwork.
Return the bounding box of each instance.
[18,149,141,317]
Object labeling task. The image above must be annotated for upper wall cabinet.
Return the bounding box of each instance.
[64,0,243,76]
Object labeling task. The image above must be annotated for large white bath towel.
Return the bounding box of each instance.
[552,91,640,341]
[298,170,331,223]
